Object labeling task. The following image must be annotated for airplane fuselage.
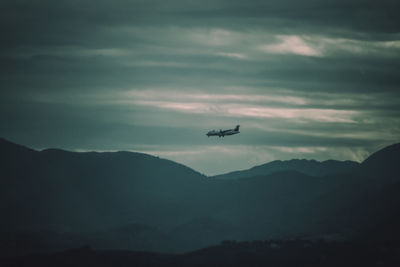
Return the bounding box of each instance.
[206,125,240,137]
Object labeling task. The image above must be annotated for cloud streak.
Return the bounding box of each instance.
[260,35,322,56]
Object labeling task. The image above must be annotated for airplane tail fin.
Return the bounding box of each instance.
[235,125,240,131]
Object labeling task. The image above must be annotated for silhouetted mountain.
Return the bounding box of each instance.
[348,143,400,240]
[1,137,400,257]
[86,223,171,252]
[359,143,400,182]
[303,142,400,241]
[2,240,400,267]
[212,159,359,180]
[170,217,237,251]
[0,137,209,233]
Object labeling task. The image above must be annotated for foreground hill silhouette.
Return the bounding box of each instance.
[2,240,400,267]
[1,137,400,257]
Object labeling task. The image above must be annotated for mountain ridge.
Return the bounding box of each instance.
[212,158,360,180]
[1,137,400,255]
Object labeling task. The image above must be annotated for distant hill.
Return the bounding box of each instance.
[1,137,399,255]
[0,137,208,233]
[212,159,359,180]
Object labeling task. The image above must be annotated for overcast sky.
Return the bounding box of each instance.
[1,0,400,175]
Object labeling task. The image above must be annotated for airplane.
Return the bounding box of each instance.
[206,125,240,137]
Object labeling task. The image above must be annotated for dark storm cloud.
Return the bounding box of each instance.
[1,0,399,56]
[2,0,399,39]
[1,0,399,174]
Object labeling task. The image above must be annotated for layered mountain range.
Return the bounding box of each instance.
[1,138,399,255]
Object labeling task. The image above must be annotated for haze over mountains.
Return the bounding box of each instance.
[1,137,400,256]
